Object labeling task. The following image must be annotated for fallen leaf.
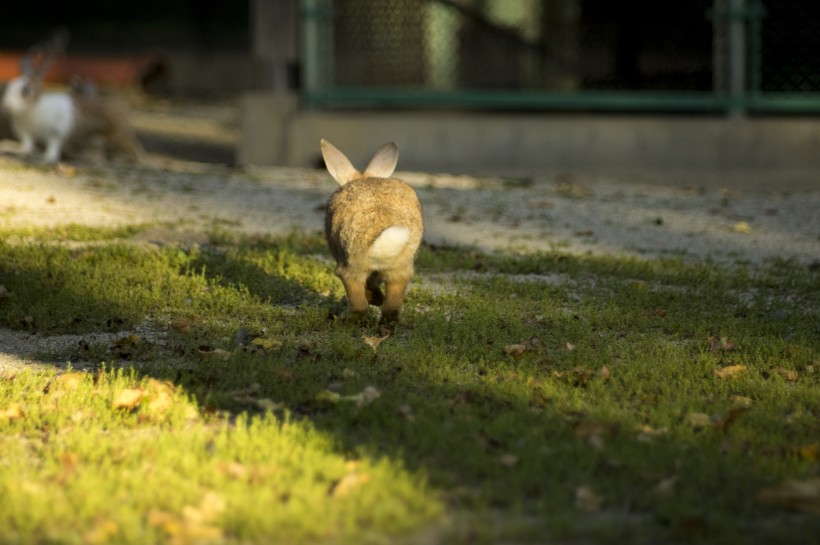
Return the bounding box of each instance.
[398,404,415,422]
[575,486,603,512]
[348,386,381,407]
[112,388,144,409]
[362,334,390,352]
[170,316,193,333]
[635,424,668,442]
[57,163,78,178]
[556,180,593,199]
[250,337,283,352]
[503,344,528,359]
[216,462,249,480]
[504,337,540,360]
[315,390,342,403]
[714,364,746,379]
[197,346,232,361]
[55,372,85,390]
[797,443,819,462]
[686,412,712,429]
[730,395,753,408]
[0,403,23,422]
[147,391,173,413]
[254,398,284,411]
[499,453,519,467]
[654,475,679,495]
[709,336,737,352]
[757,478,820,514]
[770,367,799,381]
[732,221,753,234]
[566,342,576,351]
[83,519,119,545]
[330,471,370,497]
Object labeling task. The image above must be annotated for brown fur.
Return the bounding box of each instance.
[70,95,143,161]
[321,140,423,324]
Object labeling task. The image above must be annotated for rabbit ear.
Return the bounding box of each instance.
[28,27,69,82]
[321,139,361,186]
[363,142,399,179]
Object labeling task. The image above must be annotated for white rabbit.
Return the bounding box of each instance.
[321,139,424,325]
[1,31,142,163]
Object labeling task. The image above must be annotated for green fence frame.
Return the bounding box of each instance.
[301,0,820,114]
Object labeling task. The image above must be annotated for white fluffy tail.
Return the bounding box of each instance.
[368,226,411,265]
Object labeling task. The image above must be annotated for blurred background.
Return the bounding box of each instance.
[1,0,819,175]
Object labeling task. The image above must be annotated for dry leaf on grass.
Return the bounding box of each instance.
[686,412,712,429]
[709,336,738,352]
[197,346,232,361]
[0,403,23,422]
[362,334,390,352]
[797,443,819,462]
[732,221,753,234]
[330,471,370,498]
[575,486,603,512]
[757,478,820,514]
[499,454,519,467]
[714,365,746,379]
[770,367,799,381]
[503,337,540,360]
[112,388,144,409]
[170,316,194,333]
[250,337,283,353]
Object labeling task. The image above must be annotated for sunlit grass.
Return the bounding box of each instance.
[0,225,818,544]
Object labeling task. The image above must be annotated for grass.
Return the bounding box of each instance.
[0,222,818,544]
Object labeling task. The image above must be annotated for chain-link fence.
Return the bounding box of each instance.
[302,0,820,113]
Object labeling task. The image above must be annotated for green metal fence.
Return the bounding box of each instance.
[302,0,820,114]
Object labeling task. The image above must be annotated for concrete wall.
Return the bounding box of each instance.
[238,92,820,178]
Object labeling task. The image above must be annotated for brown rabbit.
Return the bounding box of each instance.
[321,139,423,324]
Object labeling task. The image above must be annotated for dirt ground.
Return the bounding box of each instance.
[1,100,819,370]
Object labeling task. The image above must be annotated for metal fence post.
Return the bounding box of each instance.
[728,0,748,116]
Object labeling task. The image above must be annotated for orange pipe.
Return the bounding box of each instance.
[0,51,165,88]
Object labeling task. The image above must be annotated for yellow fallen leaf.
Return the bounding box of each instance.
[714,365,746,379]
[112,388,144,409]
[55,372,85,390]
[216,461,249,480]
[732,221,753,234]
[197,347,232,361]
[0,403,23,422]
[757,478,820,514]
[254,398,284,411]
[730,395,753,408]
[771,367,799,381]
[362,334,390,352]
[147,391,173,413]
[57,163,78,178]
[83,519,119,545]
[316,390,342,403]
[331,472,370,497]
[504,344,527,359]
[797,443,819,462]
